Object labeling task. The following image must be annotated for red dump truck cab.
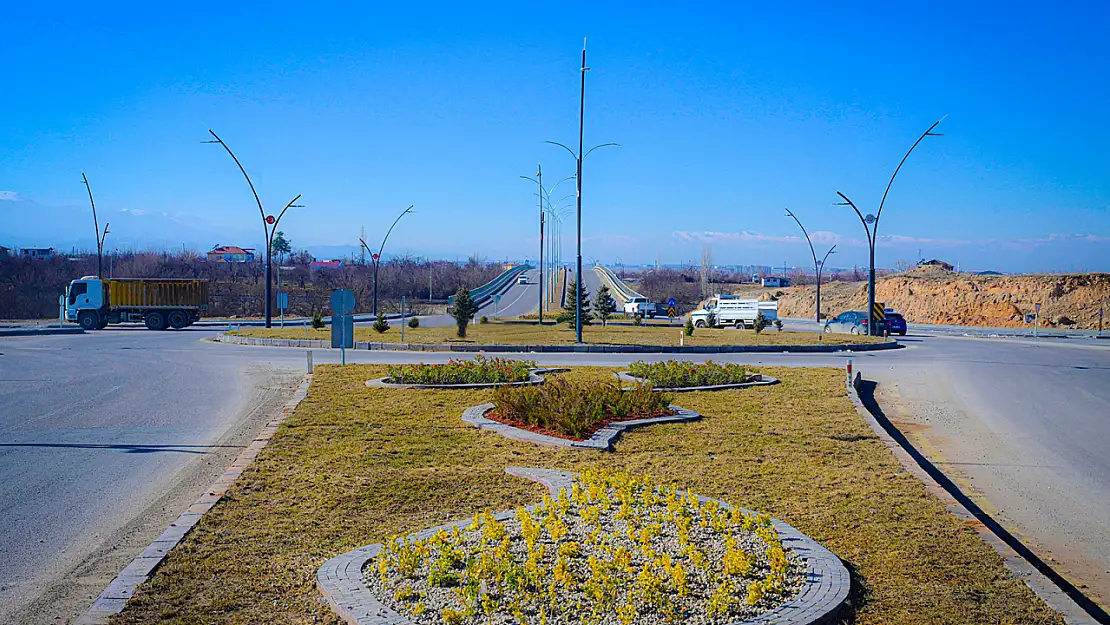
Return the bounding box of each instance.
[65,277,210,330]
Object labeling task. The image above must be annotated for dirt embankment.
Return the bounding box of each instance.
[735,268,1110,329]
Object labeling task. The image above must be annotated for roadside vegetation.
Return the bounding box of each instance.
[386,355,535,385]
[627,360,759,388]
[113,365,1063,625]
[490,378,672,439]
[229,319,886,346]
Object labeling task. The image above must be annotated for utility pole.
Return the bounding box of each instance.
[81,173,110,278]
[785,208,835,322]
[360,205,414,316]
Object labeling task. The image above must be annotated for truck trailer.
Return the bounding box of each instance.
[689,295,778,329]
[65,277,209,330]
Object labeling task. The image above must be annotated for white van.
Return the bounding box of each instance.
[690,295,778,329]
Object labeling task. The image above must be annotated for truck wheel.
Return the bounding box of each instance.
[734,321,743,330]
[78,311,99,330]
[145,312,167,331]
[167,310,189,329]
[634,313,644,321]
[694,320,706,328]
[96,318,110,330]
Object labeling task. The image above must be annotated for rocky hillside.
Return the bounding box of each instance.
[767,267,1110,329]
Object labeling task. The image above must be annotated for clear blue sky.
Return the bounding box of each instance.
[2,1,1109,273]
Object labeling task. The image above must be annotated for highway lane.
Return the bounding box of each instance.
[2,327,1109,618]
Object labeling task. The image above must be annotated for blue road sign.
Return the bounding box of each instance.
[276,292,289,310]
[667,297,677,307]
[330,289,355,315]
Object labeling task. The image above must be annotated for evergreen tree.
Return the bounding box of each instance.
[593,284,616,326]
[451,287,480,338]
[271,231,292,263]
[556,279,593,327]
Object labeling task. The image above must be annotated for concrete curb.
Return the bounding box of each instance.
[74,374,313,625]
[214,332,902,354]
[364,368,568,390]
[462,403,701,452]
[316,467,849,625]
[615,371,780,392]
[0,327,85,337]
[845,371,1102,625]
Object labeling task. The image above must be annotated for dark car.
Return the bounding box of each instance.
[823,311,871,335]
[884,311,907,335]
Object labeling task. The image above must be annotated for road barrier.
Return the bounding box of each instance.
[593,265,643,306]
[447,265,532,309]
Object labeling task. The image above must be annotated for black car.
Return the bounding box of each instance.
[884,311,907,335]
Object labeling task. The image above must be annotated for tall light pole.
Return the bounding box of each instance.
[204,130,302,328]
[360,205,414,316]
[80,173,110,278]
[547,38,618,343]
[521,169,576,323]
[835,117,945,335]
[784,208,836,322]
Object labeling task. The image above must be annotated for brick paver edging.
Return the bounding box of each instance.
[316,466,849,625]
[365,368,569,389]
[215,332,901,354]
[615,371,780,392]
[74,375,313,625]
[462,402,701,451]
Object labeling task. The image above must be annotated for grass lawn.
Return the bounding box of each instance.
[230,319,886,346]
[113,366,1060,625]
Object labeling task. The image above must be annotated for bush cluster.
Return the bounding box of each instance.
[628,360,758,388]
[493,378,671,439]
[386,355,535,385]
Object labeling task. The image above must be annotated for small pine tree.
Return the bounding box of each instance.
[594,284,616,326]
[774,318,783,332]
[753,311,769,334]
[310,311,325,329]
[556,279,593,327]
[373,314,389,333]
[685,317,695,336]
[408,316,420,329]
[451,287,480,338]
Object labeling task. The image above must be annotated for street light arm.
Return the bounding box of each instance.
[545,140,578,160]
[583,142,619,158]
[377,205,414,260]
[206,130,267,235]
[270,194,303,246]
[834,191,874,247]
[81,172,100,250]
[875,116,946,227]
[784,207,819,274]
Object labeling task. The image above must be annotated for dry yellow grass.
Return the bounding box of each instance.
[112,366,1061,625]
[231,320,885,346]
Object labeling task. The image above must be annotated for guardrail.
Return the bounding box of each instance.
[593,265,642,306]
[449,265,532,308]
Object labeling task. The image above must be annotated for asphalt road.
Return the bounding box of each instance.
[1,325,1109,620]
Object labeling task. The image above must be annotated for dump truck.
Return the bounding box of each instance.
[65,276,209,330]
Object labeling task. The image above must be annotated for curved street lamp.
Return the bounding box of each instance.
[520,168,576,324]
[360,205,414,316]
[80,173,110,278]
[834,117,945,335]
[204,130,303,328]
[784,208,837,322]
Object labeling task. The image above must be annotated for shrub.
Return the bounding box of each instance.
[407,316,420,329]
[628,360,758,388]
[493,378,671,439]
[387,355,536,385]
[705,310,717,328]
[753,312,769,335]
[310,311,325,329]
[450,287,479,338]
[632,314,643,326]
[684,318,695,336]
[373,315,390,333]
[479,315,489,324]
[773,319,783,332]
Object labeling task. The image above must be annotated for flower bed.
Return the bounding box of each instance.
[387,355,537,385]
[490,378,673,440]
[627,360,760,389]
[365,469,806,624]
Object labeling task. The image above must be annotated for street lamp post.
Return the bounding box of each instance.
[521,169,576,323]
[360,205,414,317]
[784,208,836,322]
[547,38,617,342]
[80,173,110,278]
[204,130,302,328]
[835,117,945,335]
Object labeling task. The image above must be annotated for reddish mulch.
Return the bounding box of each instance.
[484,408,678,441]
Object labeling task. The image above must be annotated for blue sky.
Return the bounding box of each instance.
[2,1,1109,273]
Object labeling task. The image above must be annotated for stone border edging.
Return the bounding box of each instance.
[215,332,901,354]
[615,371,780,392]
[462,402,701,451]
[316,466,849,625]
[0,327,85,337]
[74,375,313,625]
[365,368,568,389]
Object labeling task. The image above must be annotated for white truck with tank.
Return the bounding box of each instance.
[65,277,209,330]
[689,295,778,329]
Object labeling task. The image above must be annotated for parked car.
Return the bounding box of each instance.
[884,310,907,335]
[823,311,873,335]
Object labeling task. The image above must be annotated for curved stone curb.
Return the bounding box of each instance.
[316,467,849,625]
[365,368,568,390]
[215,332,902,353]
[462,403,701,452]
[615,371,780,392]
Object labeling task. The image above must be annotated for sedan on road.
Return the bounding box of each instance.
[823,311,873,335]
[885,311,907,335]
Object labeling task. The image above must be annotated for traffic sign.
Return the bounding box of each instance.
[266,215,275,224]
[667,306,677,318]
[872,302,886,322]
[330,289,355,315]
[276,292,289,310]
[667,297,677,307]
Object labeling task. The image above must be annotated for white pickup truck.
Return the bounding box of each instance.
[623,296,656,319]
[690,295,778,329]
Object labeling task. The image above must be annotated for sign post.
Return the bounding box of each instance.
[1034,302,1041,339]
[330,289,356,365]
[277,292,289,328]
[401,296,406,343]
[494,293,502,317]
[667,298,677,324]
[58,295,65,328]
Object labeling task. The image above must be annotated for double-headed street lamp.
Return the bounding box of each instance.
[360,205,414,317]
[80,173,110,278]
[784,208,836,322]
[520,167,576,324]
[204,130,303,328]
[835,117,945,335]
[547,38,618,343]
